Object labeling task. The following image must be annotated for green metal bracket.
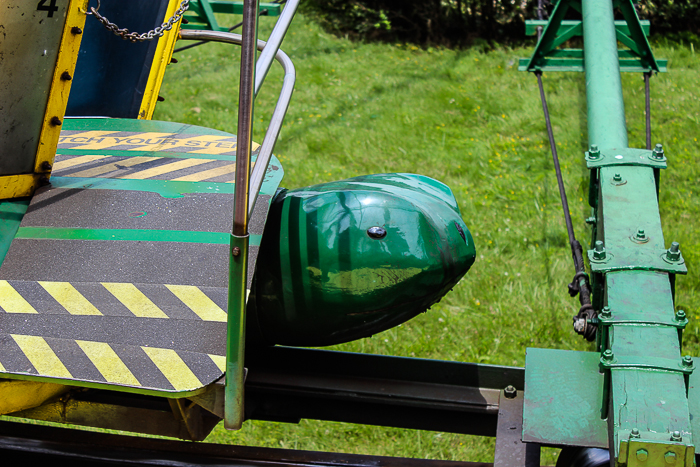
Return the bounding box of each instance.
[587,247,687,274]
[182,0,281,31]
[600,353,694,375]
[619,437,695,467]
[519,0,665,72]
[598,314,688,330]
[585,147,667,169]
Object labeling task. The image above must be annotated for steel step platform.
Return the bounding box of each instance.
[0,117,283,398]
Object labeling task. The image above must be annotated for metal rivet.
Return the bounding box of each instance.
[60,71,72,81]
[636,449,648,462]
[504,385,517,399]
[665,452,677,464]
[71,26,83,35]
[593,241,606,260]
[666,242,681,261]
[50,116,62,126]
[157,96,165,102]
[367,226,387,239]
[231,246,241,257]
[631,428,641,438]
[40,161,52,172]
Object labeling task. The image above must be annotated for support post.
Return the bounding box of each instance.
[225,0,259,430]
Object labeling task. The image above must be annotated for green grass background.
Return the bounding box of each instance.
[157,14,700,464]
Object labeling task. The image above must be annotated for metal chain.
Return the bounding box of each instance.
[87,0,190,42]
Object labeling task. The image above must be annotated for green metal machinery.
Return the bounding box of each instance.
[0,0,696,466]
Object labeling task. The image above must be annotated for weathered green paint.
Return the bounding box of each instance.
[14,226,262,246]
[247,173,476,347]
[521,2,694,463]
[522,348,608,448]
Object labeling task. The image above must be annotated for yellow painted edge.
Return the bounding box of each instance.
[0,175,42,199]
[34,0,89,184]
[138,0,183,120]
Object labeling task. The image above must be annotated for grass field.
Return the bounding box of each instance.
[157,13,700,464]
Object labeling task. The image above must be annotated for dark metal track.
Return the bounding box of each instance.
[0,420,492,467]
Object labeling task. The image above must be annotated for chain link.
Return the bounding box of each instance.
[87,0,190,42]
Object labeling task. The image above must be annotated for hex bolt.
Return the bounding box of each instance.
[631,428,641,438]
[671,430,682,441]
[589,144,600,159]
[665,452,677,464]
[676,310,687,322]
[635,229,646,240]
[601,306,612,319]
[60,71,72,81]
[593,241,606,260]
[40,161,52,172]
[666,242,681,262]
[504,385,517,399]
[50,116,62,126]
[636,449,648,462]
[71,26,83,35]
[682,356,693,368]
[613,173,623,182]
[653,143,665,159]
[602,349,614,362]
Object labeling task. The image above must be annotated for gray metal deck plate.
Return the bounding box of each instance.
[0,118,283,396]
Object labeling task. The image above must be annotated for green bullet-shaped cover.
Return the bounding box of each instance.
[248,173,476,346]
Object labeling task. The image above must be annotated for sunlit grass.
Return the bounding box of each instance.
[157,14,700,465]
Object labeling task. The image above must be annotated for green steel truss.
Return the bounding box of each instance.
[519,0,666,72]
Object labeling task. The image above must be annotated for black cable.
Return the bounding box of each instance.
[535,71,596,341]
[644,71,652,150]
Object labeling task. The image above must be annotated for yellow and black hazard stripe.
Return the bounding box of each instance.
[0,280,230,395]
[52,153,257,184]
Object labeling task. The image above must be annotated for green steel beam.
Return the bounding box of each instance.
[525,19,650,37]
[582,0,627,149]
[522,1,693,464]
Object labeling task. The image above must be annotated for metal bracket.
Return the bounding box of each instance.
[587,247,687,274]
[619,437,695,467]
[599,355,694,375]
[598,315,688,330]
[585,147,667,169]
